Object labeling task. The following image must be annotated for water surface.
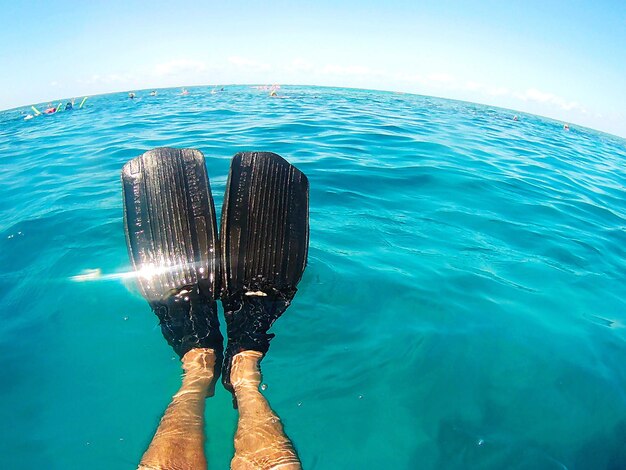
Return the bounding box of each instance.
[1,86,625,469]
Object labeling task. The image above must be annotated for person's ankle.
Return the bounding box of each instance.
[230,350,264,390]
[179,348,219,394]
[182,347,217,371]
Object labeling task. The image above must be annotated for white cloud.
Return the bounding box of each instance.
[513,87,583,112]
[105,74,126,83]
[518,88,553,103]
[465,81,483,91]
[228,56,271,71]
[487,86,510,96]
[308,65,458,89]
[154,59,208,77]
[394,71,456,87]
[394,72,423,82]
[77,73,136,85]
[427,72,455,84]
[284,58,313,73]
[318,64,379,77]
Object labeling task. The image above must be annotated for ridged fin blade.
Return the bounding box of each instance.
[122,147,220,302]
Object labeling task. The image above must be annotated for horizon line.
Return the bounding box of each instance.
[3,83,625,141]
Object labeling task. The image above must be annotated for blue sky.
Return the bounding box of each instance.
[1,0,625,137]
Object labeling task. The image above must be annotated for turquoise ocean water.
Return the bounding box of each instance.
[1,86,625,469]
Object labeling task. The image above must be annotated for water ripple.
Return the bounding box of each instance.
[1,86,626,469]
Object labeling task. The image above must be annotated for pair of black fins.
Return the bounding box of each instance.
[122,148,309,391]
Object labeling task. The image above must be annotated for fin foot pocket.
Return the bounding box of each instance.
[153,286,223,359]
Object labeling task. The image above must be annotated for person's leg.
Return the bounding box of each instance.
[230,351,301,470]
[138,348,217,470]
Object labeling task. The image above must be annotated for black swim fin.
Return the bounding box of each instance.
[122,148,223,359]
[220,151,309,392]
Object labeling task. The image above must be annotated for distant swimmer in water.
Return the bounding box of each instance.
[513,115,519,121]
[44,103,56,114]
[181,88,189,95]
[122,148,307,470]
[150,90,157,96]
[563,124,570,131]
[269,84,284,98]
[65,100,74,111]
[269,89,289,99]
[129,92,136,99]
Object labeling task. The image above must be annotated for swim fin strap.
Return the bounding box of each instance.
[221,152,309,390]
[122,148,223,359]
